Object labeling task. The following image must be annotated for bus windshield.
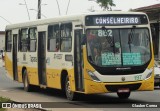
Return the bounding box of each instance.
[86,28,151,67]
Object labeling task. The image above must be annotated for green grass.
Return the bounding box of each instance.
[0,97,12,111]
[0,108,5,111]
[0,97,11,102]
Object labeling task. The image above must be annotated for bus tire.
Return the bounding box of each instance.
[65,76,76,101]
[117,92,130,99]
[23,70,32,92]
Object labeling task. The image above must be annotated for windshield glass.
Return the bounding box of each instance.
[86,28,151,67]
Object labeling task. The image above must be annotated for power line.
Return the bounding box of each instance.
[0,16,12,24]
[23,0,30,20]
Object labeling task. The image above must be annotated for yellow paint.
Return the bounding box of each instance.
[46,68,61,89]
[27,67,39,85]
[84,79,106,94]
[5,54,13,79]
[46,68,76,91]
[138,72,154,91]
[17,66,23,82]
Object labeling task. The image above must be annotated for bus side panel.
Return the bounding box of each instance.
[46,68,61,89]
[5,52,13,79]
[17,66,39,85]
[17,65,23,82]
[45,51,61,89]
[46,68,75,91]
[46,52,75,91]
[27,67,39,86]
[27,52,39,86]
[17,52,39,85]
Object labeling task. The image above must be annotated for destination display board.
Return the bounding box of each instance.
[101,52,142,66]
[102,53,121,65]
[122,53,142,65]
[85,14,148,26]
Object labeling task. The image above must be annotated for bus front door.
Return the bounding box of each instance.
[38,32,47,86]
[12,34,18,81]
[74,30,84,91]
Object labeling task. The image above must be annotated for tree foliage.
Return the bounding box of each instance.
[96,0,116,11]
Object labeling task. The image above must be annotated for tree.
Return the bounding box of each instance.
[96,0,116,11]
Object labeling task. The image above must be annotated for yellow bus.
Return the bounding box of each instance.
[5,11,154,100]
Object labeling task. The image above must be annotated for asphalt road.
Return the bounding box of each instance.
[0,59,160,111]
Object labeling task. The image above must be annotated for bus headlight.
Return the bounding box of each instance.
[87,70,101,82]
[145,68,153,80]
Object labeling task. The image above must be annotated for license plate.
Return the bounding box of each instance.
[118,88,130,93]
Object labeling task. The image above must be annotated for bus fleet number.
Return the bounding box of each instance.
[134,75,142,81]
[98,30,112,37]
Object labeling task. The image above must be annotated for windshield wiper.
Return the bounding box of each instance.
[102,27,116,54]
[113,37,116,55]
[128,28,135,52]
[111,36,116,54]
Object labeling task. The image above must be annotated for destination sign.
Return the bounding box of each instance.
[123,53,142,65]
[94,17,140,25]
[85,14,148,26]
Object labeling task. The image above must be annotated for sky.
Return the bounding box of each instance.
[0,0,160,31]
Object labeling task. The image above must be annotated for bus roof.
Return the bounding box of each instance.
[5,11,147,30]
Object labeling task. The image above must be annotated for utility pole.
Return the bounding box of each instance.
[38,0,41,19]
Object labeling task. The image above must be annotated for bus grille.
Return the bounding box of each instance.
[105,83,141,92]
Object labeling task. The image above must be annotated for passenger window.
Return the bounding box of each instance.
[48,25,60,52]
[28,28,37,52]
[60,23,72,52]
[20,29,28,52]
[6,30,12,52]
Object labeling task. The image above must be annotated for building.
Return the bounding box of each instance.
[134,3,160,59]
[0,31,5,51]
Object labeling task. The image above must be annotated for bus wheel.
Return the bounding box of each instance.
[117,92,130,99]
[23,70,32,92]
[65,76,76,101]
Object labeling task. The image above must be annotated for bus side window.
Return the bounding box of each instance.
[60,23,72,52]
[20,29,28,52]
[48,24,60,52]
[5,30,12,52]
[28,28,37,52]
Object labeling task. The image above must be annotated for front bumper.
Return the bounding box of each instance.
[84,76,154,94]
